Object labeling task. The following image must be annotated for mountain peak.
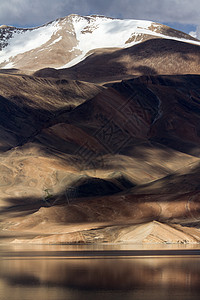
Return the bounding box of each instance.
[0,14,199,71]
[0,25,15,29]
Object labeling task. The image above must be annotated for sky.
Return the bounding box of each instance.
[0,0,199,38]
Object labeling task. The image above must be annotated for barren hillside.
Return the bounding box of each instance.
[1,15,200,244]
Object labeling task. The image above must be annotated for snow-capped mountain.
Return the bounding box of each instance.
[0,14,199,71]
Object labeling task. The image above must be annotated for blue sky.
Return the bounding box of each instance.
[0,0,199,38]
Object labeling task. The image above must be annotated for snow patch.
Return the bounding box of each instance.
[72,16,154,52]
[49,35,62,46]
[3,61,14,68]
[0,20,61,66]
[60,15,200,69]
[62,52,93,68]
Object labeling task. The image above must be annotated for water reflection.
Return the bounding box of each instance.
[1,243,200,252]
[0,252,200,300]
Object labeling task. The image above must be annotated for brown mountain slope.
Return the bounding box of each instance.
[10,221,200,245]
[35,39,200,83]
[64,74,200,156]
[1,74,200,243]
[35,38,200,84]
[0,74,103,151]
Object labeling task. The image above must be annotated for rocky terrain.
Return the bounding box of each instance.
[0,15,200,244]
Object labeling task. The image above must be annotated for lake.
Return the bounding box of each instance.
[0,244,200,300]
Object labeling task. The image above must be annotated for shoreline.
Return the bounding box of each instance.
[1,249,200,258]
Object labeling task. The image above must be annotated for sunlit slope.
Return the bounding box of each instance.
[1,74,200,243]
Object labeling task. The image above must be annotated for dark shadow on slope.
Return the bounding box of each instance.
[34,38,200,83]
[0,173,136,217]
[0,68,20,74]
[0,75,103,151]
[150,136,200,157]
[1,163,200,224]
[1,189,200,225]
[31,75,200,161]
[0,94,72,151]
[133,65,158,75]
[131,163,200,196]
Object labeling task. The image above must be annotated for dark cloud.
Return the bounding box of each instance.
[0,0,200,32]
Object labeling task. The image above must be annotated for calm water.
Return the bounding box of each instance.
[0,245,200,300]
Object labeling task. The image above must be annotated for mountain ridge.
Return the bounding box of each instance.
[1,15,200,244]
[1,74,200,244]
[34,38,200,83]
[0,14,199,72]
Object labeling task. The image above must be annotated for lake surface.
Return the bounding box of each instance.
[0,245,200,300]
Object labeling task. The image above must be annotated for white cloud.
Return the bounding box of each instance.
[189,26,200,39]
[196,26,200,39]
[189,31,197,38]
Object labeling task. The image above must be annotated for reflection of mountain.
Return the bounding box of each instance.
[1,257,200,293]
[1,15,200,244]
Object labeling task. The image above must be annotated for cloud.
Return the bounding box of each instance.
[196,26,200,39]
[189,25,200,39]
[1,0,200,29]
[189,31,197,38]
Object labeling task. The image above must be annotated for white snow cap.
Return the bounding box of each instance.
[63,15,200,68]
[0,20,61,67]
[0,14,200,69]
